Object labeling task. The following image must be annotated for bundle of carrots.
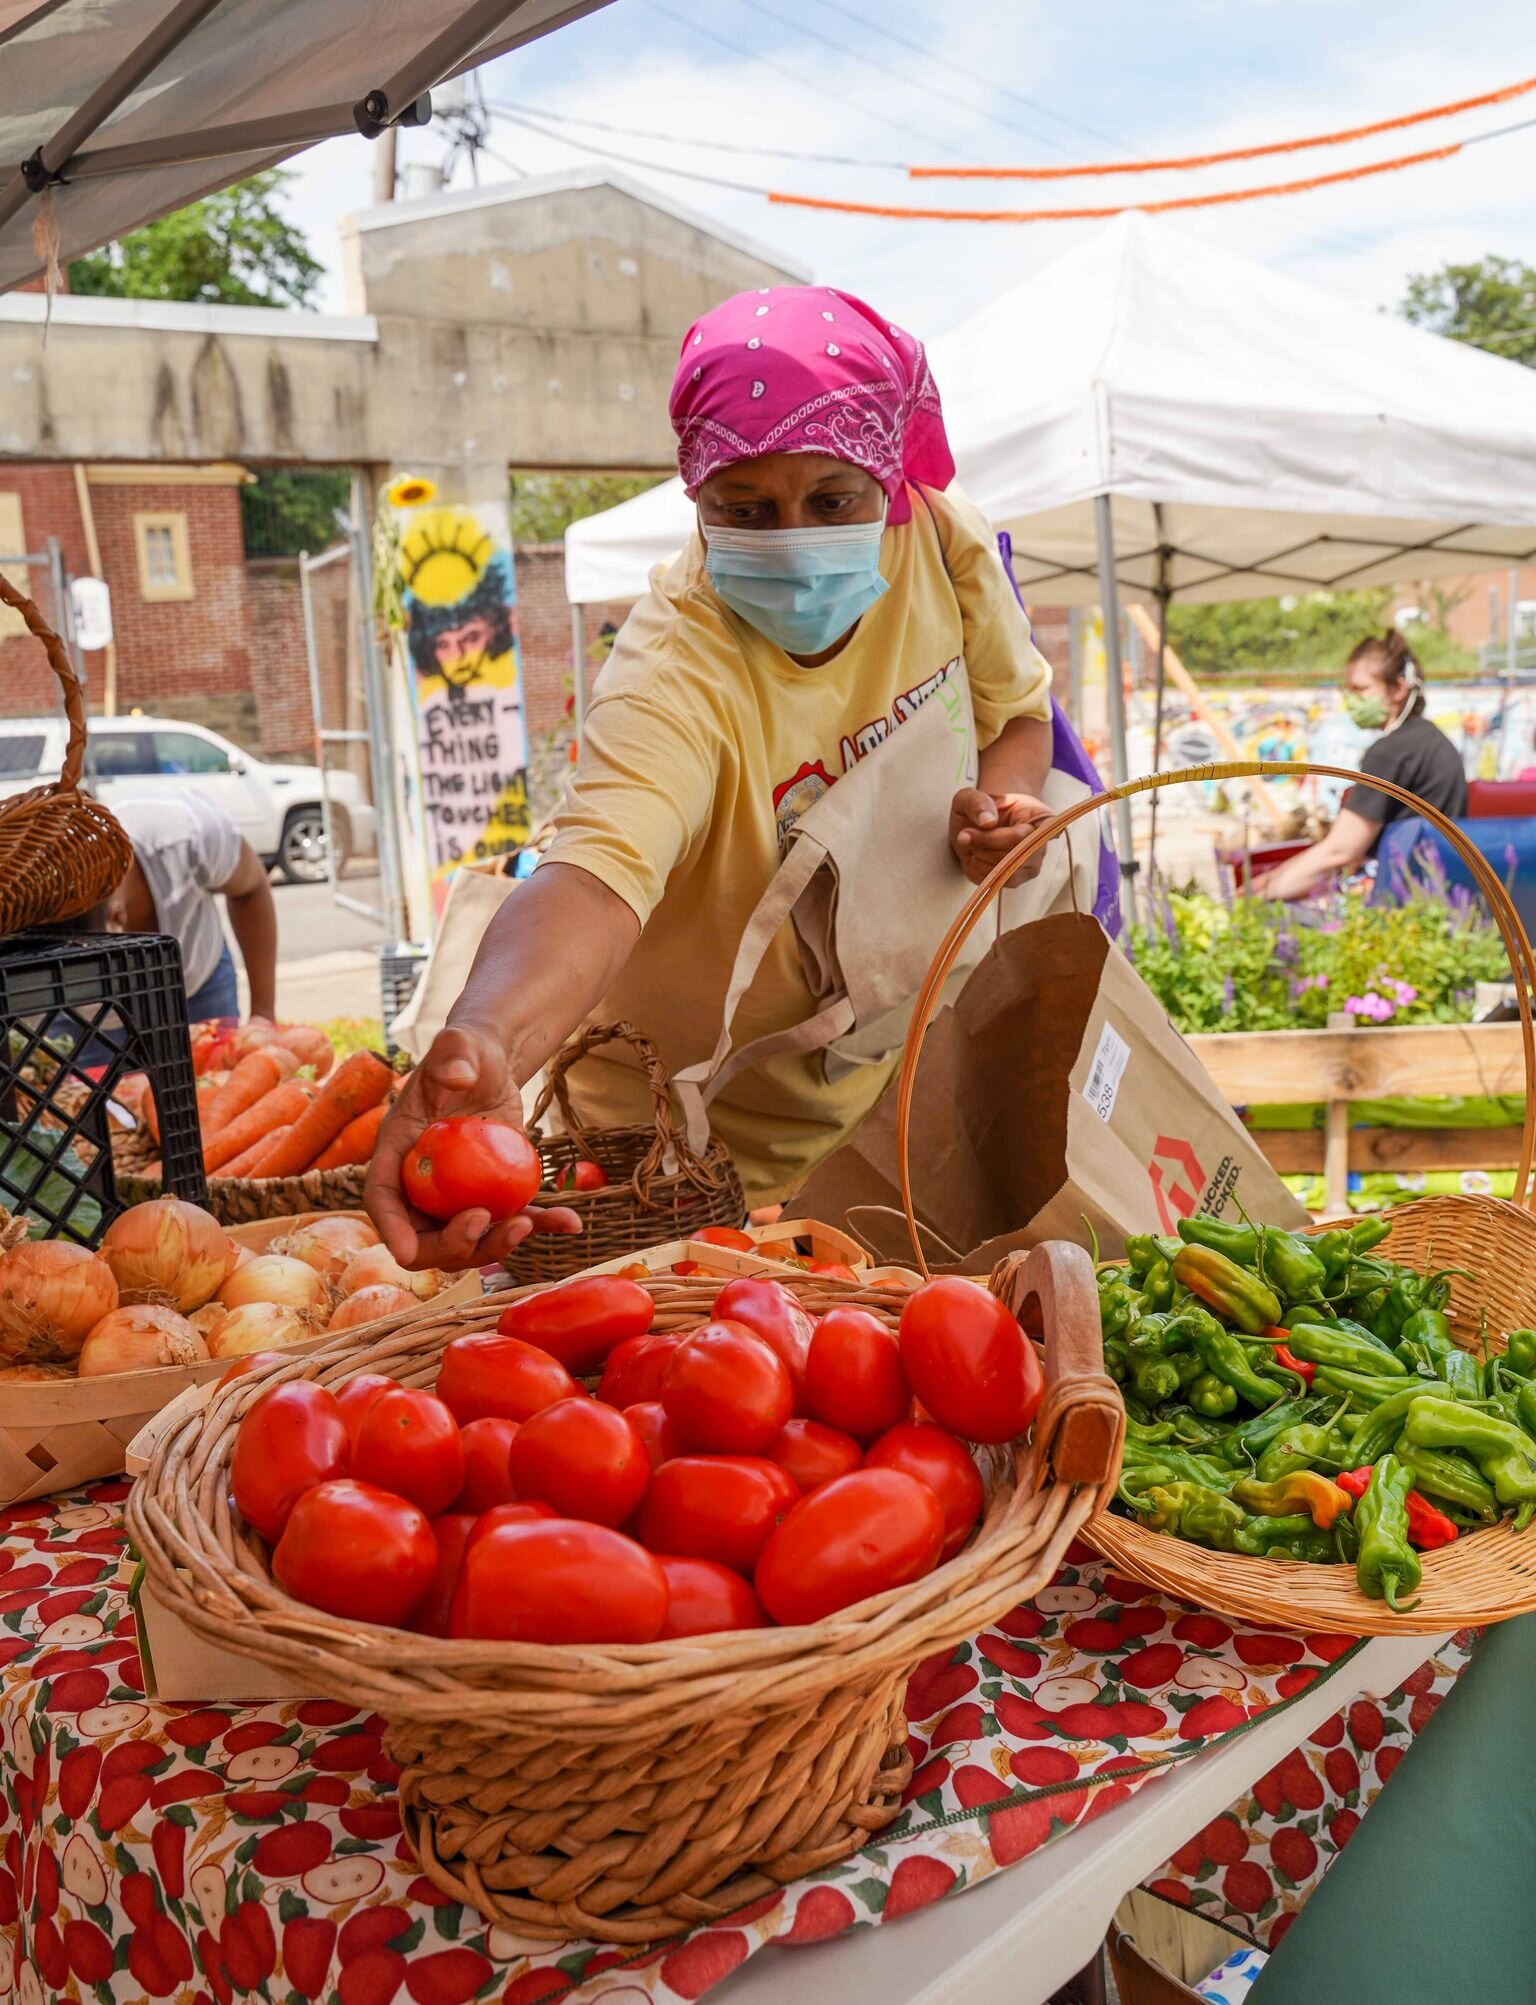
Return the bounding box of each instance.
[204,1050,397,1180]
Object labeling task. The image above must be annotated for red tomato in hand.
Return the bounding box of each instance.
[596,1330,684,1409]
[637,1456,799,1574]
[411,1513,478,1638]
[755,1470,944,1626]
[436,1333,577,1425]
[453,1417,521,1514]
[769,1417,863,1494]
[333,1373,396,1453]
[864,1421,984,1559]
[712,1277,814,1403]
[897,1279,1041,1444]
[804,1309,909,1443]
[555,1159,609,1192]
[496,1275,653,1375]
[273,1480,437,1628]
[449,1521,667,1643]
[662,1322,793,1454]
[463,1499,557,1557]
[626,1400,681,1471]
[657,1557,770,1638]
[350,1386,465,1518]
[232,1381,350,1545]
[402,1116,541,1223]
[507,1397,650,1526]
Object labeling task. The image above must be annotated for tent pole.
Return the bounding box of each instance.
[1094,493,1138,930]
[570,603,587,746]
[1148,506,1171,891]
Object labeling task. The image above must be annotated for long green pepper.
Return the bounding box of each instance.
[1354,1455,1422,1612]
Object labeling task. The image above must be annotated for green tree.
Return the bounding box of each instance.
[240,468,351,558]
[1166,587,1476,681]
[1399,255,1536,368]
[509,472,664,543]
[68,171,321,308]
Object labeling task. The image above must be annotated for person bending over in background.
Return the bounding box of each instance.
[107,793,278,1023]
[1254,628,1467,901]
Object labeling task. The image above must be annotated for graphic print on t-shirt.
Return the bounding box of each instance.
[773,655,961,842]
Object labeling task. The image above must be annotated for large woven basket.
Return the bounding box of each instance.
[504,1020,746,1285]
[0,575,132,936]
[893,759,1536,1637]
[127,1247,1122,1943]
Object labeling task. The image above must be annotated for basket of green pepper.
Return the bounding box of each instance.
[1086,1197,1536,1632]
[893,760,1536,1634]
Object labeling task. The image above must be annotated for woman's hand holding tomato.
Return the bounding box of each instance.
[365,1025,582,1270]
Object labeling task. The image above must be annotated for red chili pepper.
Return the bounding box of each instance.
[1337,1465,1373,1500]
[1404,1490,1458,1551]
[1265,1328,1316,1386]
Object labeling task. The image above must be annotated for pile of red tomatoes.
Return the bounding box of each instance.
[228,1268,1044,1646]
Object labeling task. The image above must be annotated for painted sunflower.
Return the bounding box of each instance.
[387,474,438,509]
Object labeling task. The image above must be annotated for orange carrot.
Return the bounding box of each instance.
[202,1050,284,1137]
[219,1126,293,1177]
[252,1052,395,1180]
[144,1092,161,1147]
[309,1100,390,1172]
[276,1025,334,1079]
[202,1080,314,1174]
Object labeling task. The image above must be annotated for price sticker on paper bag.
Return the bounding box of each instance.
[1083,1021,1131,1122]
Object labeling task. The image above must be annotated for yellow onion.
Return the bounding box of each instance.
[337,1243,443,1301]
[77,1304,207,1376]
[0,1242,119,1364]
[326,1284,418,1332]
[188,1304,227,1340]
[278,1214,379,1285]
[207,1301,318,1357]
[217,1254,329,1317]
[99,1198,236,1312]
[0,1361,74,1382]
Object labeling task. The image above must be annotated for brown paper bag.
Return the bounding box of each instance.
[795,910,1306,1271]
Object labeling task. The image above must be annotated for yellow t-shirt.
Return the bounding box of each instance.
[541,483,1052,1205]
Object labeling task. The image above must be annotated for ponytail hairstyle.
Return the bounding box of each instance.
[1347,627,1425,728]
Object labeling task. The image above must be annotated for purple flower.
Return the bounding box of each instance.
[1221,974,1235,1015]
[1274,930,1297,965]
[1345,990,1395,1022]
[1392,981,1417,1004]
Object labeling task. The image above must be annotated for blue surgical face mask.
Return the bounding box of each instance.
[702,513,888,659]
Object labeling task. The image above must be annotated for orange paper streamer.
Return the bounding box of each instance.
[910,72,1536,179]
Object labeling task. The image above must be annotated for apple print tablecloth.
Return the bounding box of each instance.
[0,1485,1472,2005]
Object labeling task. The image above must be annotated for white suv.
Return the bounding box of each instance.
[0,715,376,884]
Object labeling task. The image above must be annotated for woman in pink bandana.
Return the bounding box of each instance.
[370,286,1059,1260]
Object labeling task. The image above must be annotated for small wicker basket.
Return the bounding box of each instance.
[0,575,132,936]
[127,1246,1122,1943]
[893,759,1536,1637]
[504,1021,746,1285]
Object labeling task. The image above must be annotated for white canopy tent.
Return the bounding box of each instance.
[564,212,1536,918]
[0,0,613,291]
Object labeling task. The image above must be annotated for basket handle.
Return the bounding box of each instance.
[0,574,87,796]
[991,1240,1124,1501]
[896,760,1536,1271]
[528,1020,719,1196]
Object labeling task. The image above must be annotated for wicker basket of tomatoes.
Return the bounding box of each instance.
[503,1022,746,1285]
[126,1245,1122,1943]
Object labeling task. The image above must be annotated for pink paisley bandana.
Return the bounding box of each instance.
[669,286,955,527]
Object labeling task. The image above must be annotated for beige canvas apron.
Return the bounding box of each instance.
[674,652,1098,1155]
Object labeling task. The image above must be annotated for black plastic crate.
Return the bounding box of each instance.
[0,931,207,1244]
[380,941,429,1058]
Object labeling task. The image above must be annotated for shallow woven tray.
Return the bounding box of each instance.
[891,759,1536,1638]
[505,1021,746,1286]
[119,1164,369,1223]
[127,1245,1122,1943]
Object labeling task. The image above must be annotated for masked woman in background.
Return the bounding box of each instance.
[368,286,1095,1269]
[1255,628,1467,902]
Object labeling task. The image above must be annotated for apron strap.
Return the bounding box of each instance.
[673,833,855,1155]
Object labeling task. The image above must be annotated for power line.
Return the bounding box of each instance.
[483,98,910,170]
[640,0,969,164]
[827,0,1122,152]
[744,0,1066,161]
[493,105,783,199]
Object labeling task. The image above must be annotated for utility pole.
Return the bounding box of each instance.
[372,126,397,205]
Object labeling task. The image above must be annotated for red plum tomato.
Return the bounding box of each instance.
[448,1521,667,1644]
[755,1470,944,1626]
[803,1309,909,1443]
[496,1274,653,1375]
[273,1481,437,1628]
[507,1397,650,1526]
[662,1322,793,1454]
[657,1557,769,1638]
[636,1456,798,1574]
[897,1279,1041,1444]
[864,1422,984,1559]
[435,1333,576,1426]
[231,1382,349,1546]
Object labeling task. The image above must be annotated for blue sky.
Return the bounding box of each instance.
[286,0,1536,336]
